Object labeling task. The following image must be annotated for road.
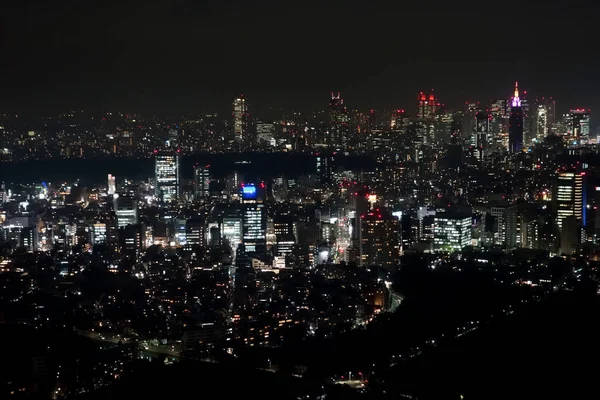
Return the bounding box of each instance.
[74,330,181,358]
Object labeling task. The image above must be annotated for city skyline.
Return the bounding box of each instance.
[3,2,600,398]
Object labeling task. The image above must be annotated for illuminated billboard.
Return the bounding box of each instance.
[242,185,257,200]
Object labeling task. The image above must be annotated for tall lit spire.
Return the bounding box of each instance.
[511,81,521,107]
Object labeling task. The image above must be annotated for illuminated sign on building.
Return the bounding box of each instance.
[242,185,257,200]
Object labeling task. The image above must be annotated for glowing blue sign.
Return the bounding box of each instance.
[242,185,257,199]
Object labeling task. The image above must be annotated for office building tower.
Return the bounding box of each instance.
[114,193,138,228]
[360,211,400,269]
[92,223,107,245]
[107,174,116,195]
[566,109,591,144]
[417,91,438,119]
[328,92,349,148]
[434,213,471,252]
[489,205,508,246]
[233,95,249,143]
[193,164,210,200]
[474,111,489,161]
[167,128,178,147]
[241,182,267,254]
[417,91,439,145]
[509,82,523,153]
[256,120,276,146]
[391,109,406,130]
[505,205,520,249]
[447,120,463,169]
[316,153,336,183]
[185,218,205,247]
[226,171,244,198]
[154,151,180,202]
[119,224,144,260]
[534,97,556,141]
[520,90,531,144]
[554,169,584,231]
[222,217,243,255]
[490,99,509,146]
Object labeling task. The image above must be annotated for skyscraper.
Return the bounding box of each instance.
[417,91,438,119]
[193,163,210,200]
[154,151,180,202]
[107,174,116,195]
[474,111,489,161]
[359,210,400,269]
[114,193,138,228]
[534,97,556,141]
[509,82,524,153]
[434,213,472,252]
[566,109,591,144]
[417,91,439,145]
[241,182,267,254]
[328,92,349,148]
[554,169,584,231]
[233,95,249,143]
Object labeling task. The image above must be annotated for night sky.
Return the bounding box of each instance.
[1,0,599,116]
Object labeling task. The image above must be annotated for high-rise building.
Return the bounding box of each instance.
[554,169,584,231]
[490,99,509,147]
[233,95,249,143]
[565,109,591,144]
[92,223,107,245]
[391,109,407,130]
[474,111,490,161]
[241,182,267,254]
[509,82,524,153]
[328,92,349,148]
[193,164,210,200]
[434,213,471,252]
[107,174,116,195]
[114,193,138,228]
[534,97,556,141]
[154,151,180,202]
[256,120,275,146]
[417,91,438,119]
[359,211,400,269]
[222,217,243,254]
[119,224,144,260]
[417,91,439,145]
[185,218,205,247]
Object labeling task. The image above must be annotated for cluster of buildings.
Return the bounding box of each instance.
[1,83,599,397]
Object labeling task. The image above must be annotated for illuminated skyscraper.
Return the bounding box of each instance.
[534,97,556,141]
[222,217,243,256]
[256,120,275,146]
[92,223,107,245]
[233,95,249,143]
[114,193,138,228]
[241,182,267,254]
[359,210,400,269]
[328,92,349,148]
[509,82,523,153]
[565,109,591,144]
[417,91,438,119]
[193,163,210,200]
[107,174,116,195]
[554,169,584,231]
[154,151,180,202]
[474,111,490,162]
[417,91,439,144]
[434,213,472,252]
